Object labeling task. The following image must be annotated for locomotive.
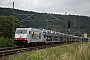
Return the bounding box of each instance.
[14,27,89,46]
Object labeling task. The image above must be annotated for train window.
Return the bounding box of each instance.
[29,31,31,34]
[39,33,41,39]
[32,32,41,39]
[16,30,27,34]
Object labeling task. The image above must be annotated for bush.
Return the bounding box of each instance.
[0,37,14,48]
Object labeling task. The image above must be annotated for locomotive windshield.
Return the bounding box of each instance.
[16,30,27,34]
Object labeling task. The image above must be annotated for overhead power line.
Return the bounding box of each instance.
[49,14,65,23]
[3,0,12,5]
[14,2,23,9]
[16,14,33,15]
[19,14,34,22]
[3,0,24,9]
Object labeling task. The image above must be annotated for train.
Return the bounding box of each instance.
[14,27,89,46]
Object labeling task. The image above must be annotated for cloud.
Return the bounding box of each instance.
[0,0,90,16]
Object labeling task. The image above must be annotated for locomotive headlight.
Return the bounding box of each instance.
[24,38,27,40]
[14,38,17,40]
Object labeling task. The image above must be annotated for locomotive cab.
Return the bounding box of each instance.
[14,28,31,45]
[14,28,44,46]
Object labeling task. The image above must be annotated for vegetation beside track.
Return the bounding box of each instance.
[3,42,90,60]
[0,37,14,48]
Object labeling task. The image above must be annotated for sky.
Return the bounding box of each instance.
[0,0,90,16]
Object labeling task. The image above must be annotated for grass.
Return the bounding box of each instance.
[2,42,90,60]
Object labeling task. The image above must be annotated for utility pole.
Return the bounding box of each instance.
[12,2,14,39]
[74,18,76,36]
[68,21,70,34]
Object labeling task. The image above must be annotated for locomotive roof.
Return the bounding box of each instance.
[16,28,32,30]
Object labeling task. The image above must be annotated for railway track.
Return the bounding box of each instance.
[0,43,62,57]
[0,46,21,57]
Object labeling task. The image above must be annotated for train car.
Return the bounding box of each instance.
[14,27,89,46]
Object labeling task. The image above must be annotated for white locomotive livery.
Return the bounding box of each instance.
[14,27,89,46]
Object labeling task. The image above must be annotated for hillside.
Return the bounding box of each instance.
[0,7,90,36]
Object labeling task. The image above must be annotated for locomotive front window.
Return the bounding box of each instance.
[16,30,27,34]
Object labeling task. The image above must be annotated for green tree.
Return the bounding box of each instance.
[0,15,22,38]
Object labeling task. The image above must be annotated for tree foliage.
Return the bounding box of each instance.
[0,15,22,38]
